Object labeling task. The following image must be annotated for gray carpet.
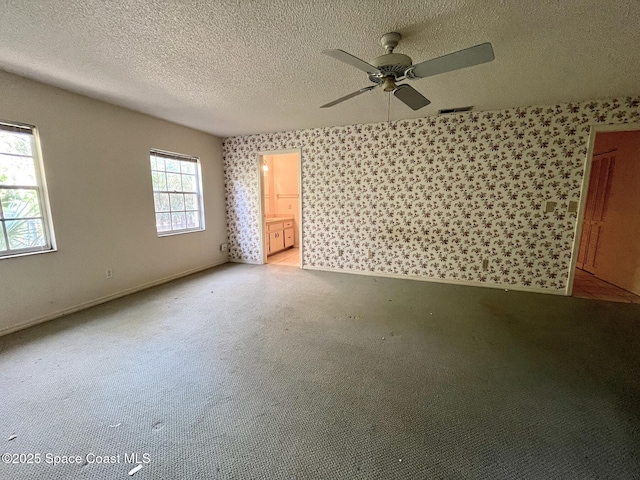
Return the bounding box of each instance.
[1,263,639,479]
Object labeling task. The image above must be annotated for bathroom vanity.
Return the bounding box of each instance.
[265,217,294,255]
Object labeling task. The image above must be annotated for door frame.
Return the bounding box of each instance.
[567,122,640,296]
[256,148,303,267]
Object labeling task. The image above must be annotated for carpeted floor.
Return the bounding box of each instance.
[1,263,639,479]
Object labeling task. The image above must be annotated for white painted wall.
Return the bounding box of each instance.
[0,71,227,334]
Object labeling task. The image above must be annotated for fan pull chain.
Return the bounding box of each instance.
[387,90,391,124]
[386,91,391,159]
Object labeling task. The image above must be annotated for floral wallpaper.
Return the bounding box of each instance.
[223,97,640,292]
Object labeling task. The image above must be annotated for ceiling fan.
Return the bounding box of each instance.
[321,32,494,111]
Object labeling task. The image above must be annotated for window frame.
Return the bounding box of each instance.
[149,149,205,237]
[0,120,56,259]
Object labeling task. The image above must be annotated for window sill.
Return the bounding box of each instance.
[0,247,57,260]
[157,228,205,238]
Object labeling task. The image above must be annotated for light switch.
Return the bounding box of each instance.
[544,201,557,213]
[568,201,578,213]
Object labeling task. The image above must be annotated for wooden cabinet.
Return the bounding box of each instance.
[283,219,294,248]
[268,231,284,254]
[284,227,294,248]
[266,218,295,256]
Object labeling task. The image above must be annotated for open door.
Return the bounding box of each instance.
[576,152,615,273]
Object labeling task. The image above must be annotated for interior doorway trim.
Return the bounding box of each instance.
[256,148,303,267]
[566,122,640,296]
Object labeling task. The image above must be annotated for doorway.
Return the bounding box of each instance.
[258,150,302,267]
[570,125,640,303]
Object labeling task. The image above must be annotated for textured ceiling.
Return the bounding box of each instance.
[0,0,638,137]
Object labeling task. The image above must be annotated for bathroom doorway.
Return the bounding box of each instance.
[257,150,302,267]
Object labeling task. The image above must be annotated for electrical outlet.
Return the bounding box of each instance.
[368,250,373,259]
[482,259,489,271]
[220,243,228,252]
[544,201,557,213]
[338,249,343,257]
[106,268,113,279]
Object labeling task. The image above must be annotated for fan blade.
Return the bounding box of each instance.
[321,85,377,108]
[322,49,380,74]
[411,42,494,79]
[393,84,431,110]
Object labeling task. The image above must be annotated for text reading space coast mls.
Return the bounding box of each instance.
[2,452,151,466]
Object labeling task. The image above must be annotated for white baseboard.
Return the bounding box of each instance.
[228,258,263,265]
[0,259,229,338]
[302,265,568,296]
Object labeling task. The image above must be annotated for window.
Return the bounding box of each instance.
[0,121,55,258]
[150,150,204,235]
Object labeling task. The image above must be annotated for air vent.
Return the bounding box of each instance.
[438,106,473,114]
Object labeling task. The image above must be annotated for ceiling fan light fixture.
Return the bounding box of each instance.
[382,76,396,92]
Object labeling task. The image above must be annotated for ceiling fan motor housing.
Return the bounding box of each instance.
[369,53,413,85]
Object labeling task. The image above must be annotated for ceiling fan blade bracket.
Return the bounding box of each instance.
[405,66,418,80]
